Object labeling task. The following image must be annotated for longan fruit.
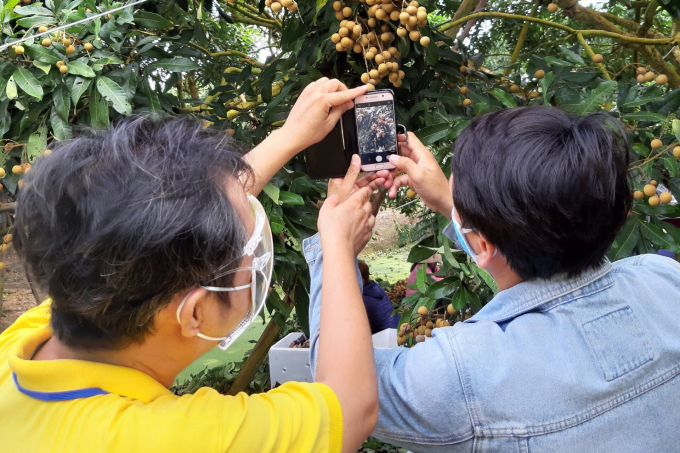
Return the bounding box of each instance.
[0,168,4,178]
[41,38,51,47]
[378,63,389,75]
[656,74,668,85]
[660,192,672,204]
[417,306,429,316]
[0,243,9,252]
[335,43,345,52]
[60,65,69,74]
[226,128,236,137]
[460,64,467,73]
[369,69,380,79]
[644,71,655,82]
[636,67,647,75]
[62,38,71,46]
[365,51,375,60]
[633,190,644,200]
[398,70,405,79]
[332,0,342,10]
[331,33,341,43]
[388,46,398,55]
[271,2,282,11]
[56,61,64,68]
[426,321,434,329]
[388,72,399,83]
[14,45,24,54]
[339,27,349,37]
[651,139,663,149]
[397,336,407,346]
[0,262,4,271]
[460,86,468,95]
[406,5,417,14]
[509,84,520,93]
[651,180,657,186]
[38,26,48,33]
[393,79,402,88]
[353,24,362,36]
[591,54,603,64]
[375,53,384,64]
[547,3,558,12]
[381,50,391,60]
[643,184,657,197]
[353,43,363,53]
[417,10,427,21]
[367,17,377,27]
[447,304,455,315]
[12,165,23,175]
[443,320,451,327]
[43,149,52,156]
[648,195,660,207]
[420,36,430,47]
[673,146,680,158]
[397,27,407,37]
[375,8,387,20]
[400,322,409,331]
[535,69,545,79]
[361,73,370,84]
[390,10,400,20]
[66,45,76,54]
[399,11,410,22]
[335,11,344,20]
[366,83,376,91]
[463,98,472,107]
[406,189,416,198]
[409,30,420,41]
[3,234,11,243]
[637,74,646,83]
[341,37,352,48]
[425,328,432,337]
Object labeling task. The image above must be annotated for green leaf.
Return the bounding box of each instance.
[560,46,585,66]
[414,122,450,145]
[663,157,679,178]
[622,111,668,122]
[639,220,680,253]
[407,245,437,263]
[424,277,458,299]
[16,15,55,27]
[52,83,70,121]
[50,106,72,141]
[262,183,280,204]
[673,119,680,143]
[147,58,200,73]
[575,81,617,115]
[425,41,439,66]
[415,265,428,293]
[541,71,554,104]
[33,60,51,74]
[96,76,131,115]
[450,288,466,311]
[14,4,52,15]
[279,190,304,206]
[474,266,498,294]
[67,60,96,78]
[607,216,639,261]
[89,85,109,129]
[143,79,160,112]
[70,77,91,105]
[493,88,516,108]
[26,124,47,162]
[134,11,173,29]
[5,76,17,100]
[442,240,460,269]
[25,44,61,64]
[12,67,43,99]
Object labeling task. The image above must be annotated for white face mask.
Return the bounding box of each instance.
[176,194,274,351]
[442,206,496,265]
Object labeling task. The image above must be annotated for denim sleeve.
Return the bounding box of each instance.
[304,234,474,450]
[302,233,363,379]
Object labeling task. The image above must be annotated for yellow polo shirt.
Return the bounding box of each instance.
[0,301,342,453]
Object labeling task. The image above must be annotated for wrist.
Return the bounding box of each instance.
[275,126,307,157]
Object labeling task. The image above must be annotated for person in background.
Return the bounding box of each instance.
[0,79,387,453]
[358,260,399,334]
[404,253,443,298]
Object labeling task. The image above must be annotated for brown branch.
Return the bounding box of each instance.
[445,0,481,39]
[187,42,265,68]
[638,0,659,37]
[0,203,16,213]
[454,0,489,50]
[503,0,540,76]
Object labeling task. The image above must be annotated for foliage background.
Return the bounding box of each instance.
[2,0,680,447]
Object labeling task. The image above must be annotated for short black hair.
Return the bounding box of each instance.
[451,106,631,280]
[14,116,252,349]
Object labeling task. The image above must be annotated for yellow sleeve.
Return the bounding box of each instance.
[114,382,343,453]
[0,299,51,340]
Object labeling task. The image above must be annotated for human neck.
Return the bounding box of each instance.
[33,334,199,389]
[490,265,523,292]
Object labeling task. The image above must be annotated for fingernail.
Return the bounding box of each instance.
[352,154,360,165]
[388,155,399,163]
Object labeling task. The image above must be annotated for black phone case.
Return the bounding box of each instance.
[304,89,405,180]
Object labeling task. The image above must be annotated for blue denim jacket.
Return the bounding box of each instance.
[303,233,680,452]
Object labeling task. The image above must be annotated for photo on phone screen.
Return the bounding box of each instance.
[355,96,398,170]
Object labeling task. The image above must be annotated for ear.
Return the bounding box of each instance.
[471,234,497,269]
[175,287,209,338]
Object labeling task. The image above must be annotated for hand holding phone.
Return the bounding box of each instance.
[354,90,399,172]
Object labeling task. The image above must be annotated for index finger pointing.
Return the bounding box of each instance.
[326,85,368,107]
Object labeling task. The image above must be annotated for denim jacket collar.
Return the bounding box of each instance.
[468,260,614,324]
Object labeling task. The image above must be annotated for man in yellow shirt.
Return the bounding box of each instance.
[0,79,387,453]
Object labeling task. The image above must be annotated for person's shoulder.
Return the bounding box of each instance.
[612,254,680,276]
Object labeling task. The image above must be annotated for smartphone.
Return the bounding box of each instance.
[354,90,399,171]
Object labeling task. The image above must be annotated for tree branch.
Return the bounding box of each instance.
[637,0,659,37]
[503,0,540,76]
[445,0,481,39]
[187,41,265,68]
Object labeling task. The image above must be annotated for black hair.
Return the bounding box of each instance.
[14,115,253,349]
[358,260,370,283]
[451,106,631,280]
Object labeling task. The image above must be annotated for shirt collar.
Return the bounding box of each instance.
[8,325,173,403]
[468,260,614,323]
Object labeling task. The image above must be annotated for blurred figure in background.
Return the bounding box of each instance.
[358,261,399,334]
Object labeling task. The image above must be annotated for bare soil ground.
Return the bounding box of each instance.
[0,250,38,333]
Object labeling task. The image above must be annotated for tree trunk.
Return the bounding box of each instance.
[445,0,481,39]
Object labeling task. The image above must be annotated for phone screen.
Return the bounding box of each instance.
[355,99,398,166]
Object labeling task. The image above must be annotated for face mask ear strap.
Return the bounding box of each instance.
[176,288,199,325]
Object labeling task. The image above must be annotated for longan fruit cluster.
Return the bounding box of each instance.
[397,304,471,346]
[11,163,30,175]
[386,279,407,305]
[330,0,430,90]
[265,0,297,13]
[636,67,667,85]
[634,179,673,206]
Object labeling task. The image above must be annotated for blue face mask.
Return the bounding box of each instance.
[443,206,478,263]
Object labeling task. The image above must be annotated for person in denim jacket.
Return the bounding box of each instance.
[305,106,680,452]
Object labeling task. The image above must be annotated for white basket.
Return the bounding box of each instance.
[269,329,402,387]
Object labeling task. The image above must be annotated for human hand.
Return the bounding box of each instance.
[318,186,375,258]
[280,78,368,152]
[387,132,453,216]
[327,154,394,204]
